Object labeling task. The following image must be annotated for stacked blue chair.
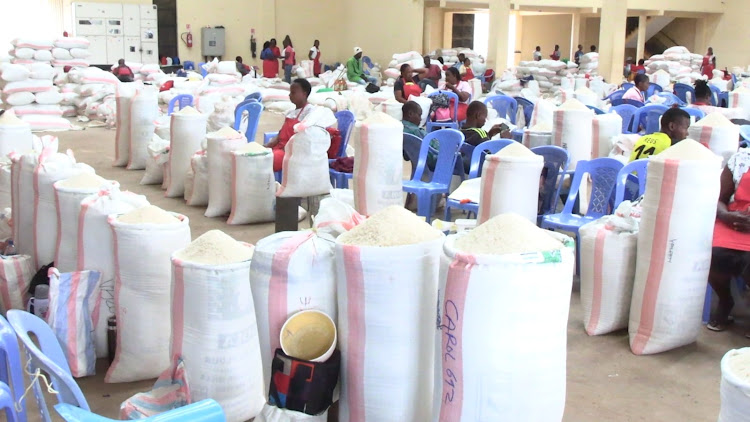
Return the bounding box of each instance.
[403,129,464,222]
[614,159,648,208]
[0,381,18,421]
[426,91,460,132]
[0,315,24,422]
[483,95,518,124]
[673,83,696,104]
[167,95,194,116]
[681,107,705,122]
[709,84,728,107]
[198,62,207,77]
[623,99,645,108]
[532,146,570,222]
[606,90,626,106]
[630,104,668,134]
[327,110,357,188]
[444,139,514,221]
[233,101,264,144]
[647,83,663,98]
[244,92,263,103]
[621,83,634,91]
[609,104,638,134]
[587,105,605,115]
[514,97,534,127]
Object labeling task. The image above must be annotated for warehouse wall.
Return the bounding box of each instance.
[274,0,347,68]
[706,0,750,69]
[660,18,696,53]
[582,17,600,53]
[518,14,572,62]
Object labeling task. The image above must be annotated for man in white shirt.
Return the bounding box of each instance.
[308,40,321,76]
[533,46,542,61]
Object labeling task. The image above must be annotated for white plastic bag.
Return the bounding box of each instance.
[228,149,275,225]
[255,405,327,422]
[205,128,247,217]
[312,197,364,240]
[105,212,191,383]
[249,231,336,393]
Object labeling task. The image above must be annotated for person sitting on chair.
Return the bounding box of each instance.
[236,56,250,76]
[112,59,134,82]
[266,79,313,172]
[395,64,428,104]
[420,56,442,90]
[623,74,649,103]
[402,101,425,139]
[347,47,377,86]
[628,107,690,162]
[690,79,746,120]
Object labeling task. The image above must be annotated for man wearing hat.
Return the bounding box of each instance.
[346,47,377,85]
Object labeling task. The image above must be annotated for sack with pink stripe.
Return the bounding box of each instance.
[592,113,622,158]
[579,202,639,336]
[171,234,263,421]
[228,147,276,225]
[687,112,740,165]
[313,197,365,239]
[434,232,574,421]
[352,112,403,216]
[0,254,33,313]
[205,128,247,218]
[106,211,191,383]
[629,140,722,355]
[78,186,149,358]
[476,145,544,224]
[165,108,208,198]
[249,231,336,394]
[336,233,443,422]
[46,268,101,377]
[552,99,593,169]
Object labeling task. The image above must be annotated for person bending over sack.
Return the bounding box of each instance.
[112,59,134,82]
[628,107,689,162]
[266,78,313,171]
[707,146,750,333]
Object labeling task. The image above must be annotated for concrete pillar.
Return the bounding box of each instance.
[636,14,647,62]
[443,12,453,48]
[570,13,581,61]
[488,0,511,70]
[598,0,627,83]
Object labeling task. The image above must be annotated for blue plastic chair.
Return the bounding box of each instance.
[0,382,18,422]
[681,107,706,122]
[514,97,534,128]
[233,101,264,145]
[606,90,626,106]
[444,139,514,221]
[54,400,225,422]
[609,104,638,134]
[198,62,207,77]
[0,315,25,422]
[587,105,605,115]
[262,132,283,183]
[673,83,696,104]
[182,61,194,71]
[647,83,663,98]
[245,92,263,103]
[708,84,729,107]
[732,74,738,87]
[362,56,375,74]
[327,110,357,188]
[403,133,424,179]
[622,83,634,91]
[652,92,686,107]
[541,158,624,271]
[483,95,518,124]
[631,104,668,134]
[623,99,645,108]
[167,94,194,116]
[403,129,464,222]
[426,91,460,132]
[703,279,747,324]
[614,159,648,207]
[7,310,88,422]
[741,125,750,144]
[532,146,570,220]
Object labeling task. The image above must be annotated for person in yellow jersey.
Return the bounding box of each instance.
[628,107,690,162]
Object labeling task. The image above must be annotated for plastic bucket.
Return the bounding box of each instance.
[280,310,337,362]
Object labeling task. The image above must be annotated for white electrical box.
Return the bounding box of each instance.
[73,2,159,65]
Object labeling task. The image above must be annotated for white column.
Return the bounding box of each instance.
[488,0,511,70]
[636,14,647,61]
[598,0,628,83]
[570,13,581,60]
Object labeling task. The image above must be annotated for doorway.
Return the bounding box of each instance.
[152,0,176,59]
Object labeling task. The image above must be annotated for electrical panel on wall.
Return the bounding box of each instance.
[201,27,225,59]
[73,2,159,65]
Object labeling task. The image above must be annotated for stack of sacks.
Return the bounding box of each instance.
[7,39,54,66]
[308,89,350,113]
[644,46,703,87]
[386,51,424,85]
[207,95,244,131]
[430,48,459,66]
[72,67,119,121]
[687,112,739,164]
[157,76,203,106]
[1,61,70,130]
[51,37,91,69]
[491,70,522,95]
[516,60,572,92]
[137,63,167,84]
[578,52,599,76]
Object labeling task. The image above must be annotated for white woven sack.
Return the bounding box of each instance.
[184,151,208,207]
[255,405,327,422]
[4,92,35,106]
[171,244,264,421]
[552,107,593,169]
[52,48,72,60]
[336,235,443,422]
[0,64,30,82]
[0,160,10,210]
[228,150,275,225]
[729,89,750,116]
[592,113,622,158]
[687,119,740,165]
[0,254,33,313]
[522,130,552,149]
[352,113,403,216]
[113,84,138,167]
[276,127,332,198]
[78,186,149,358]
[154,116,170,140]
[579,210,638,336]
[477,152,544,224]
[434,233,574,422]
[127,87,158,170]
[0,111,33,158]
[18,148,93,269]
[53,179,118,273]
[165,111,207,197]
[105,212,191,383]
[205,129,247,217]
[249,231,336,393]
[629,149,722,355]
[719,348,750,422]
[529,98,555,128]
[140,135,170,185]
[312,197,365,240]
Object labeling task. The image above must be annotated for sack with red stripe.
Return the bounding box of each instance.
[434,232,574,421]
[352,112,403,215]
[592,113,622,158]
[629,140,722,355]
[171,237,263,421]
[580,201,639,336]
[205,128,247,217]
[686,112,739,165]
[0,254,33,313]
[312,197,365,239]
[336,233,443,422]
[46,268,101,377]
[249,231,336,394]
[552,99,593,169]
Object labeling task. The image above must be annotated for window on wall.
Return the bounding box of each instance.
[473,13,489,58]
[0,0,64,49]
[452,14,474,49]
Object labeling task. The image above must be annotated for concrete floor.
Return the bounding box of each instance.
[27,112,750,421]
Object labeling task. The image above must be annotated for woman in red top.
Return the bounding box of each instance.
[702,47,715,72]
[309,40,321,76]
[703,57,717,79]
[394,64,427,103]
[282,37,296,84]
[262,39,281,78]
[550,44,561,61]
[266,79,313,171]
